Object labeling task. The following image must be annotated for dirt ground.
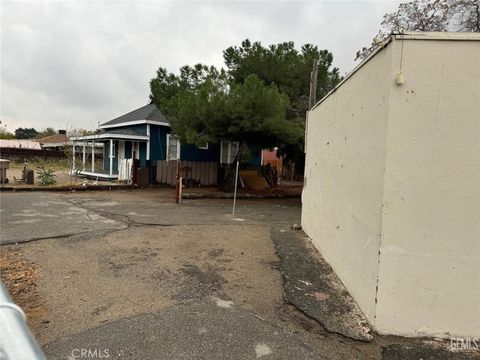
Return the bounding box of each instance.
[2,224,284,345]
[0,249,46,329]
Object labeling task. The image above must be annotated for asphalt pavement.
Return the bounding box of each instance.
[1,189,478,360]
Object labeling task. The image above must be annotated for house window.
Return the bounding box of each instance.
[220,141,239,164]
[199,143,209,150]
[167,134,180,161]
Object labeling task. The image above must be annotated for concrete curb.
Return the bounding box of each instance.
[182,192,301,199]
[0,185,132,192]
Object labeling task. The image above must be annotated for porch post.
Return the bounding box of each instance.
[146,125,150,161]
[109,139,113,175]
[72,142,76,171]
[82,142,86,171]
[92,140,95,172]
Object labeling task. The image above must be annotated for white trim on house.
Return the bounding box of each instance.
[99,119,170,129]
[146,125,151,160]
[109,139,114,175]
[198,143,209,150]
[70,133,149,141]
[166,134,181,161]
[117,140,125,178]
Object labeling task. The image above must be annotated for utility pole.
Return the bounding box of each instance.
[308,59,319,110]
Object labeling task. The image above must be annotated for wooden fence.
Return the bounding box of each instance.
[156,160,218,186]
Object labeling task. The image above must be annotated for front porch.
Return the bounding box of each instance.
[71,170,119,180]
[70,130,149,180]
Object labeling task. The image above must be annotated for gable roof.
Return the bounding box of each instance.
[37,133,67,144]
[0,140,42,150]
[100,103,170,129]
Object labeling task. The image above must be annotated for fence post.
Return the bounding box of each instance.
[175,160,180,203]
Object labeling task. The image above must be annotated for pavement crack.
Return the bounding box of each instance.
[1,230,103,246]
[271,227,374,343]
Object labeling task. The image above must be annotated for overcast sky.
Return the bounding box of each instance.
[0,0,400,131]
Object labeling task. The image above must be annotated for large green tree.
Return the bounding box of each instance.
[150,40,341,164]
[36,127,56,139]
[14,127,38,139]
[150,65,302,152]
[223,40,342,123]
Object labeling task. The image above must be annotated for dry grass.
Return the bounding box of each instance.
[0,248,48,327]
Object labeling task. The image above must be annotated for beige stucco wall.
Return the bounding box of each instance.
[375,37,480,337]
[302,42,394,320]
[302,33,480,338]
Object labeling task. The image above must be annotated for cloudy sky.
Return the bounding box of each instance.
[1,0,400,132]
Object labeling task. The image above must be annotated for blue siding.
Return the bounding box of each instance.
[111,124,148,135]
[125,141,132,159]
[181,143,220,162]
[101,123,263,168]
[149,125,168,161]
[245,144,262,167]
[113,140,119,172]
[103,144,109,171]
[139,142,147,167]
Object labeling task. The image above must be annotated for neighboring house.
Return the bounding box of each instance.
[0,139,42,150]
[37,130,103,155]
[36,131,68,150]
[0,139,46,161]
[261,148,282,175]
[302,32,479,338]
[70,103,261,181]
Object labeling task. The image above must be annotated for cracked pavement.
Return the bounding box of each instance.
[1,190,478,360]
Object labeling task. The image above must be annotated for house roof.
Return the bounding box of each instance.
[100,103,170,129]
[37,133,67,144]
[0,140,42,150]
[70,128,149,142]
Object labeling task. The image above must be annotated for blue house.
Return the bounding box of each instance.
[71,103,261,182]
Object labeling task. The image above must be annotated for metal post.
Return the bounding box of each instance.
[175,160,180,203]
[179,176,182,203]
[91,140,95,172]
[0,282,46,360]
[232,160,239,215]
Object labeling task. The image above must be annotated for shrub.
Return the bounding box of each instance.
[36,167,56,186]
